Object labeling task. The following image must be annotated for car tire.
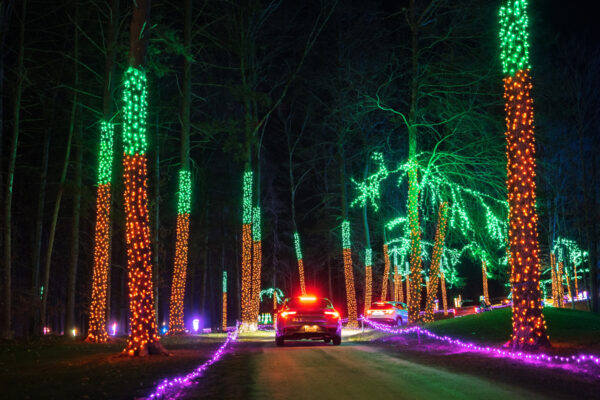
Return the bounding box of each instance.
[398,317,403,326]
[276,336,284,347]
[324,338,331,343]
[332,335,342,346]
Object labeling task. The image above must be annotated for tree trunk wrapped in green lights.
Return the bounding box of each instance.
[86,121,114,342]
[293,232,307,295]
[499,0,550,349]
[407,162,422,324]
[423,202,449,323]
[168,170,191,334]
[341,221,358,327]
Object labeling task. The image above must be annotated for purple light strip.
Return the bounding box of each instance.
[362,316,600,374]
[147,322,240,399]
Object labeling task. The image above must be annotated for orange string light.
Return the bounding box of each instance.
[381,244,390,301]
[168,213,190,334]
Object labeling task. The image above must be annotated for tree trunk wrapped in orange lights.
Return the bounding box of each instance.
[423,202,449,323]
[86,122,114,343]
[500,0,550,349]
[251,206,262,324]
[167,171,191,334]
[381,244,390,301]
[441,270,448,315]
[121,0,166,356]
[240,170,254,330]
[557,261,565,308]
[482,260,490,305]
[341,221,358,328]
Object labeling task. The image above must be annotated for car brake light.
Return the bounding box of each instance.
[324,310,339,318]
[366,310,373,314]
[281,311,297,318]
[299,296,317,302]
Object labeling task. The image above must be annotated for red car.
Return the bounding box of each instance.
[275,296,342,346]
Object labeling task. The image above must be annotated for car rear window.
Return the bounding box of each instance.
[370,302,393,310]
[286,298,332,309]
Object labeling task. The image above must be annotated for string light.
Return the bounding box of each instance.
[441,270,448,315]
[148,323,240,399]
[365,248,372,312]
[350,152,389,211]
[550,253,558,306]
[397,268,404,304]
[86,121,114,343]
[121,67,162,356]
[423,202,449,323]
[381,244,390,301]
[482,260,490,305]
[222,271,227,331]
[557,261,565,308]
[241,170,253,330]
[363,317,600,373]
[407,162,422,324]
[251,206,262,324]
[294,232,307,295]
[168,169,191,334]
[500,0,549,350]
[565,269,573,303]
[341,220,358,328]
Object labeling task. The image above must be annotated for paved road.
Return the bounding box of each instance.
[247,339,545,400]
[183,335,600,399]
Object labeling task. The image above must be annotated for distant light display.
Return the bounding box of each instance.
[500,0,549,349]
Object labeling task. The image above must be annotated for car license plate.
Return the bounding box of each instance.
[304,325,317,332]
[373,310,384,315]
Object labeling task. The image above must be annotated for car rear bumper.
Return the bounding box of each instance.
[366,316,398,325]
[277,323,341,339]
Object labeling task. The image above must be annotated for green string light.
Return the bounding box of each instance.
[365,248,372,267]
[242,170,253,224]
[294,232,303,260]
[122,67,148,155]
[222,271,227,293]
[351,152,389,211]
[252,206,261,241]
[177,169,191,215]
[499,0,530,76]
[97,121,114,184]
[342,220,351,249]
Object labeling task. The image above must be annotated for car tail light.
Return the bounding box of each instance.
[280,311,297,319]
[299,296,317,302]
[324,310,339,318]
[366,309,373,315]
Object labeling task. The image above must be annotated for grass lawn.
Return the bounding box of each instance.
[0,334,231,400]
[424,307,600,352]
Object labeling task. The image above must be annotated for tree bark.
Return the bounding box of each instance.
[66,122,82,333]
[2,0,25,339]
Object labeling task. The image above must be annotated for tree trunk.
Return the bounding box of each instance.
[66,122,82,333]
[31,130,50,336]
[2,0,25,339]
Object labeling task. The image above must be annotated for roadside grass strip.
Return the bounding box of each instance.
[362,316,600,377]
[147,323,240,399]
